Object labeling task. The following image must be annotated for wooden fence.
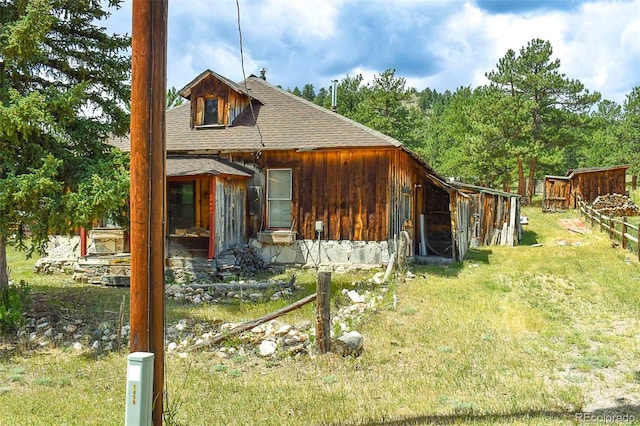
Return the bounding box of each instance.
[577,197,640,261]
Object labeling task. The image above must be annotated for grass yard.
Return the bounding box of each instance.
[1,206,639,425]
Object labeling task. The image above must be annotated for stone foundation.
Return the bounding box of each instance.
[249,239,391,269]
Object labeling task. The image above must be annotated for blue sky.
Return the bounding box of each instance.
[104,0,640,104]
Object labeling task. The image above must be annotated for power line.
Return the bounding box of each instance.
[235,0,265,159]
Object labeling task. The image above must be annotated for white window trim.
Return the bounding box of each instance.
[267,168,292,229]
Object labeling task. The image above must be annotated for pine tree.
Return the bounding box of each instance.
[0,0,130,302]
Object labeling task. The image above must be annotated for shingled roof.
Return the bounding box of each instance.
[166,157,252,178]
[109,74,403,153]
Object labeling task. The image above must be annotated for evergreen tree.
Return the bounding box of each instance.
[351,69,419,143]
[486,39,600,200]
[301,84,315,102]
[0,0,130,300]
[314,87,328,106]
[621,87,640,188]
[167,86,185,108]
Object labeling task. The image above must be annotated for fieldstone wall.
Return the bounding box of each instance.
[249,238,391,269]
[33,236,81,274]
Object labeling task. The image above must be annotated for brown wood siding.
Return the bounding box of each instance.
[570,168,627,206]
[230,149,456,258]
[215,177,247,253]
[235,150,391,241]
[189,75,249,127]
[543,177,571,211]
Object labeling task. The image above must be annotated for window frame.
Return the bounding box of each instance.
[196,96,223,128]
[167,180,196,233]
[266,168,293,229]
[402,189,412,221]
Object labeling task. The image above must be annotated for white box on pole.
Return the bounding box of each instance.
[125,352,154,426]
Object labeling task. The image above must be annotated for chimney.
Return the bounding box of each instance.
[331,79,338,112]
[259,68,267,80]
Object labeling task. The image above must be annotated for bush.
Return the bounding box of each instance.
[0,280,31,334]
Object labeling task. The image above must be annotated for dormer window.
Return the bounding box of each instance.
[196,96,223,127]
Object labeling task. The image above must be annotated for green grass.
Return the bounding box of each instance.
[1,206,640,425]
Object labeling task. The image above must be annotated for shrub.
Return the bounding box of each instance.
[0,280,31,334]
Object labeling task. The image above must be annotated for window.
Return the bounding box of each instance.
[402,191,412,220]
[196,97,222,126]
[168,181,195,232]
[267,169,292,228]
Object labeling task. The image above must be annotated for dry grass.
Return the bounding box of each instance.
[1,206,640,425]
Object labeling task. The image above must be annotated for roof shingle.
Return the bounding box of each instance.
[110,73,403,153]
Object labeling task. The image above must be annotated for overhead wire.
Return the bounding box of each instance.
[235,0,265,160]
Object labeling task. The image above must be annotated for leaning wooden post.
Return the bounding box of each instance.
[315,271,331,354]
[622,217,627,250]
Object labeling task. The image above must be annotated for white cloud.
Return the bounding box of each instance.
[103,0,639,103]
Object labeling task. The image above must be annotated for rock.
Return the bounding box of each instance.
[332,331,364,356]
[91,341,100,350]
[275,324,292,336]
[43,328,53,338]
[248,293,264,302]
[72,342,83,351]
[294,320,312,331]
[259,340,277,357]
[36,322,49,329]
[167,342,178,352]
[346,290,364,303]
[373,272,385,285]
[65,324,77,333]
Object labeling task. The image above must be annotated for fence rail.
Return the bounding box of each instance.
[577,197,640,261]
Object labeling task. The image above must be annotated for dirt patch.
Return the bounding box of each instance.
[558,218,590,234]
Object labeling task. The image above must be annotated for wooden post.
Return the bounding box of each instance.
[622,217,627,250]
[315,271,331,354]
[79,227,87,257]
[609,216,613,239]
[208,177,216,260]
[130,1,167,425]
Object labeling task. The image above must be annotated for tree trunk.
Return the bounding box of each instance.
[0,234,8,306]
[517,157,526,199]
[633,175,637,191]
[527,156,537,203]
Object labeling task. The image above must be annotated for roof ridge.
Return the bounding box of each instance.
[245,76,403,148]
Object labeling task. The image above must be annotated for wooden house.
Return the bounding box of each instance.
[110,70,470,265]
[453,182,522,247]
[543,165,629,211]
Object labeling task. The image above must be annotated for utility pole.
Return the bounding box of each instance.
[130,1,167,425]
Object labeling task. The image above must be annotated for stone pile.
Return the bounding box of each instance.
[164,285,381,358]
[33,235,81,274]
[592,194,640,217]
[233,245,270,274]
[165,279,296,304]
[16,316,129,353]
[17,269,404,358]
